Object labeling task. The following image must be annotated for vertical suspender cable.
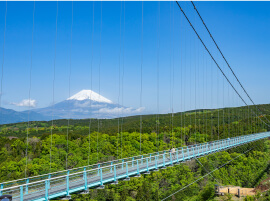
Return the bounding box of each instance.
[194,7,197,144]
[205,49,208,142]
[238,93,240,137]
[202,39,204,141]
[183,15,187,144]
[203,41,206,141]
[88,2,94,167]
[117,1,122,160]
[169,1,172,148]
[25,1,35,178]
[156,1,160,152]
[139,1,143,155]
[211,58,213,141]
[120,1,125,159]
[66,1,73,170]
[0,1,7,136]
[50,1,58,172]
[97,1,102,163]
[223,60,225,138]
[248,105,250,134]
[227,66,230,138]
[216,53,219,140]
[180,5,183,147]
[189,18,192,144]
[231,68,235,139]
[172,2,175,148]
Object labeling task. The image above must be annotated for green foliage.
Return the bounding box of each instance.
[0,104,269,200]
[70,145,270,201]
[0,104,269,139]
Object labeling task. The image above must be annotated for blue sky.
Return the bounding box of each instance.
[0,1,269,114]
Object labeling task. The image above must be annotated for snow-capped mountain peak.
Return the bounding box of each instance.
[67,90,113,104]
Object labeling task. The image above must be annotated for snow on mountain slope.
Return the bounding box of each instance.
[67,90,113,103]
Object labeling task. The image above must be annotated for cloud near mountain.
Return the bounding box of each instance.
[96,107,145,115]
[10,99,37,107]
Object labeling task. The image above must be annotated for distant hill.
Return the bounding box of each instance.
[1,103,269,138]
[0,107,51,124]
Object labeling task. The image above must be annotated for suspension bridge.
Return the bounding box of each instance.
[0,132,269,201]
[0,1,269,201]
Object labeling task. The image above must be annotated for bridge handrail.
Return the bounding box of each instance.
[0,139,213,186]
[0,149,175,191]
[0,132,265,192]
[0,142,180,185]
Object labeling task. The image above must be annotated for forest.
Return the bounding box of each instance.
[0,104,270,200]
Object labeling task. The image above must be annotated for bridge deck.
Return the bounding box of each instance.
[0,132,269,201]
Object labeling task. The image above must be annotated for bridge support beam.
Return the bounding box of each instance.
[45,180,49,201]
[100,168,103,186]
[48,174,51,189]
[125,162,130,180]
[20,185,23,201]
[66,170,70,197]
[182,147,186,161]
[26,178,29,195]
[135,160,141,177]
[110,162,113,173]
[84,167,87,190]
[169,153,173,166]
[0,183,3,196]
[163,153,165,167]
[114,165,117,182]
[155,155,158,169]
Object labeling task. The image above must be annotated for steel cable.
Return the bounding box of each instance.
[191,1,270,126]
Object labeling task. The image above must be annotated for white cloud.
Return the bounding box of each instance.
[74,101,104,108]
[11,99,37,108]
[95,107,145,115]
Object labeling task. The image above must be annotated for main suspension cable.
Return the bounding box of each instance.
[191,1,270,126]
[175,1,270,128]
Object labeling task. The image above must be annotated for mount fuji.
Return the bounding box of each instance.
[33,90,143,119]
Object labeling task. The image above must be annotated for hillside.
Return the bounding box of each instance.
[0,104,269,139]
